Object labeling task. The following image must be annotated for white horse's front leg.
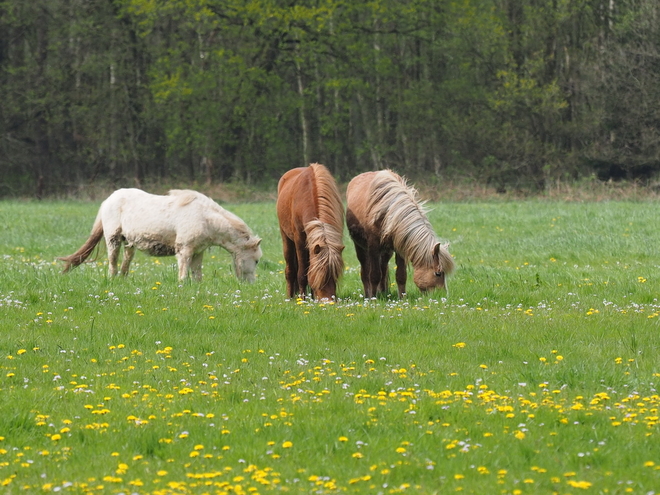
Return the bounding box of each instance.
[176,247,194,281]
[120,246,135,276]
[190,251,204,281]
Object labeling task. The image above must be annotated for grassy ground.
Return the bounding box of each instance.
[0,197,659,494]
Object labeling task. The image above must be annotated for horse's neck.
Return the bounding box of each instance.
[393,219,436,266]
[208,213,246,253]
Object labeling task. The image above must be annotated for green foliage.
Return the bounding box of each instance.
[1,0,660,196]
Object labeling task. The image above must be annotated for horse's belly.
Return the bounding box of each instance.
[128,235,177,257]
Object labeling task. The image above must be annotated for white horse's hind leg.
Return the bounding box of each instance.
[106,239,121,277]
[190,252,204,281]
[120,246,135,276]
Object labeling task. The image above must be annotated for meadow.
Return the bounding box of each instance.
[0,196,659,494]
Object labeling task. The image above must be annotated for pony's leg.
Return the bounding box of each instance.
[295,239,310,298]
[106,238,121,277]
[120,246,135,276]
[377,250,392,295]
[281,235,299,298]
[394,252,407,298]
[176,247,194,281]
[354,243,375,298]
[190,252,204,282]
[363,244,385,299]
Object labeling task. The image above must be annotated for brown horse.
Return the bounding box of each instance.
[346,170,455,298]
[276,163,345,300]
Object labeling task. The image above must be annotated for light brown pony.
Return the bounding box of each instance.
[346,170,455,298]
[276,163,345,300]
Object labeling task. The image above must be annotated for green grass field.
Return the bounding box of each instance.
[0,198,659,494]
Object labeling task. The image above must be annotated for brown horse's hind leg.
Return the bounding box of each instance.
[120,246,135,276]
[281,234,299,298]
[394,252,407,298]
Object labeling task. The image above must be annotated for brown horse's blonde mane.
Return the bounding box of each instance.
[367,170,454,273]
[305,164,345,289]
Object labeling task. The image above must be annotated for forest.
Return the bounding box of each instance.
[1,0,660,197]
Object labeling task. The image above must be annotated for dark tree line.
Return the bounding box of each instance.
[1,0,659,197]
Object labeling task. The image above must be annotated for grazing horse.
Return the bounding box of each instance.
[276,163,345,300]
[58,188,262,282]
[346,170,455,298]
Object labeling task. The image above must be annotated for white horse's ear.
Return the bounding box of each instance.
[432,242,441,257]
[247,237,261,248]
[312,244,322,255]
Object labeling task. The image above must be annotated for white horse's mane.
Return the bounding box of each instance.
[168,189,256,244]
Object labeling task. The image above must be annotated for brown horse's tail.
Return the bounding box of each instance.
[58,217,104,273]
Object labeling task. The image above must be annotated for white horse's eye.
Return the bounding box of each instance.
[434,271,444,277]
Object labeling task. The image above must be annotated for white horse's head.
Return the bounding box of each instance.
[233,237,262,283]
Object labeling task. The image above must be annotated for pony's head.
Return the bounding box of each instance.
[412,242,455,293]
[233,237,262,283]
[306,220,344,300]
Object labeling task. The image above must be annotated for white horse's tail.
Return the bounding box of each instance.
[58,216,104,273]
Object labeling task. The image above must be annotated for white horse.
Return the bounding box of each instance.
[58,188,262,282]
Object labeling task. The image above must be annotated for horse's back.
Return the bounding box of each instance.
[277,167,307,195]
[277,166,316,234]
[346,171,382,227]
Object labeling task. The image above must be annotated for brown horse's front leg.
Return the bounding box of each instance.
[363,244,385,298]
[295,239,310,298]
[395,252,407,298]
[281,234,298,298]
[353,242,374,298]
[377,250,392,295]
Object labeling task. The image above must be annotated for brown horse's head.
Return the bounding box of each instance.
[312,274,338,301]
[412,242,454,293]
[307,229,344,300]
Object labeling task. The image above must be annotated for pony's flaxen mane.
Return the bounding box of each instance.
[305,164,345,288]
[367,170,454,273]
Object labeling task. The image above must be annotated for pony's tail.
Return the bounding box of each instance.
[58,218,104,273]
